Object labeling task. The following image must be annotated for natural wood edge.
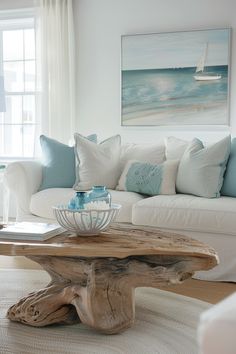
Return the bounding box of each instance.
[7,283,81,327]
[0,241,218,261]
[0,223,218,260]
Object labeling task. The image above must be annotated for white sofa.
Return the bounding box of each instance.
[4,159,236,282]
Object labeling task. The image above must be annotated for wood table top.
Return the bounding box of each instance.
[0,223,218,263]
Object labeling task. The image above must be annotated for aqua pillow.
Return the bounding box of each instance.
[176,136,231,198]
[116,160,179,196]
[221,138,236,197]
[39,134,97,190]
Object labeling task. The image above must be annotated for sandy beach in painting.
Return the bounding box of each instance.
[122,66,228,126]
[123,102,227,126]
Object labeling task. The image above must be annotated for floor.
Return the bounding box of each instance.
[1,255,236,304]
[160,278,236,304]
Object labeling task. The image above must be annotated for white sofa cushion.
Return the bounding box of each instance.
[74,134,121,190]
[165,136,188,160]
[120,142,165,171]
[132,194,236,235]
[30,188,145,223]
[165,136,213,160]
[176,136,231,198]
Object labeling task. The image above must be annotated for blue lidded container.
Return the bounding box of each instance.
[68,186,111,210]
[87,186,111,207]
[68,191,88,210]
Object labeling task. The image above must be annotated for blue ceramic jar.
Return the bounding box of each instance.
[68,186,111,210]
[87,186,111,207]
[68,191,89,210]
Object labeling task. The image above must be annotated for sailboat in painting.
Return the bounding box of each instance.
[194,43,221,81]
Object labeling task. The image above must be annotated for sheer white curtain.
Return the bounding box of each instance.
[36,0,76,145]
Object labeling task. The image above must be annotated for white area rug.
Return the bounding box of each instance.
[0,269,210,354]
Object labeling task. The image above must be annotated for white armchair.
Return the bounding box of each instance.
[198,292,236,354]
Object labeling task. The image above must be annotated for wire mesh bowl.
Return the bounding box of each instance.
[53,203,121,236]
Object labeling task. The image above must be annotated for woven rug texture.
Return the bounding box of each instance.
[0,269,210,354]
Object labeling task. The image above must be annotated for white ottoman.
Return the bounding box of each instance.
[198,292,236,354]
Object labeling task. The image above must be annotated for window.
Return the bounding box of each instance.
[0,11,36,158]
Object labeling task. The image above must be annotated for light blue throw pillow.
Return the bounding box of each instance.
[116,160,179,196]
[221,138,236,197]
[39,134,97,190]
[176,136,231,198]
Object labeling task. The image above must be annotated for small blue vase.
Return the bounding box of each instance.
[87,186,111,207]
[68,191,88,210]
[68,196,76,209]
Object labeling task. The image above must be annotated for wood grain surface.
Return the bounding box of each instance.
[0,223,218,261]
[3,223,218,333]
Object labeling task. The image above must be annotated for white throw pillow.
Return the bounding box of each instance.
[165,136,188,160]
[74,134,121,190]
[176,136,231,198]
[116,159,179,196]
[120,142,165,172]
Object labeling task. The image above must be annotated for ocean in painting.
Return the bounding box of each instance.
[122,66,228,125]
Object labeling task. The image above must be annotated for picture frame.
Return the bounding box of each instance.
[121,28,231,126]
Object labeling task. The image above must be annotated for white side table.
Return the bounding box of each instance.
[0,166,10,223]
[198,292,236,354]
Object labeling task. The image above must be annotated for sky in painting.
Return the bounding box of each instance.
[122,29,230,70]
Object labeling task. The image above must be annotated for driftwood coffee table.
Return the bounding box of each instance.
[0,223,218,334]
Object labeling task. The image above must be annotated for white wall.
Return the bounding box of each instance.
[74,0,236,143]
[0,0,33,10]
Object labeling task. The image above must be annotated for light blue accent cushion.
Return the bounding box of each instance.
[116,160,179,196]
[176,136,231,198]
[39,134,97,190]
[221,138,236,197]
[126,161,163,195]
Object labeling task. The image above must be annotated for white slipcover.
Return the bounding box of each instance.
[132,194,236,281]
[132,194,236,235]
[4,159,236,282]
[30,189,145,223]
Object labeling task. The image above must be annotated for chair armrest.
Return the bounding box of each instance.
[4,160,43,218]
[198,292,236,354]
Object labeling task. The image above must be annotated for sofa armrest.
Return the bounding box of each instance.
[4,160,42,218]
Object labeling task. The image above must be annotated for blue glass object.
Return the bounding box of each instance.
[68,195,76,209]
[68,191,88,210]
[87,186,111,207]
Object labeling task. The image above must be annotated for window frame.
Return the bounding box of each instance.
[0,8,37,162]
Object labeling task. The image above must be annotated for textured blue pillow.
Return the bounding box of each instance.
[116,160,179,196]
[221,138,236,197]
[39,134,97,190]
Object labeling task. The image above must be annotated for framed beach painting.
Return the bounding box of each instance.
[121,28,231,126]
